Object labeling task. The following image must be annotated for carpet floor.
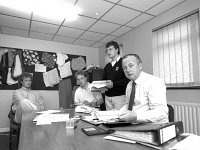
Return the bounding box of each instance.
[0,132,18,150]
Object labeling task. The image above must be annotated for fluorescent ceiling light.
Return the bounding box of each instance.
[0,0,81,21]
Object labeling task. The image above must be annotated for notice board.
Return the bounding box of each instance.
[0,47,86,90]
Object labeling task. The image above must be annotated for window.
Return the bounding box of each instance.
[152,10,200,87]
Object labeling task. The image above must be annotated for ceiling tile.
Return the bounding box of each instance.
[29,32,53,41]
[73,39,95,47]
[0,14,29,30]
[57,26,84,38]
[79,31,106,41]
[147,0,185,16]
[119,0,162,12]
[88,20,120,34]
[100,35,117,43]
[53,35,75,44]
[126,14,153,28]
[31,21,59,34]
[0,5,31,19]
[101,5,141,25]
[32,14,65,25]
[64,16,97,30]
[111,26,132,36]
[106,0,120,3]
[1,26,28,37]
[91,42,106,48]
[76,0,114,19]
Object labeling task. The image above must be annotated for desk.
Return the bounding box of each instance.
[18,110,153,150]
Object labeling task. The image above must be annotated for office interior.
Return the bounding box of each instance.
[0,0,200,135]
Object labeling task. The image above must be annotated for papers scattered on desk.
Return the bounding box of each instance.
[104,135,136,144]
[170,134,200,150]
[36,110,62,114]
[33,113,69,125]
[75,106,93,113]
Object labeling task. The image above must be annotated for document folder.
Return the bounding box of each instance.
[110,121,183,145]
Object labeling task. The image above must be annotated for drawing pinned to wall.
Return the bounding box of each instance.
[23,49,40,65]
[41,52,56,68]
[59,61,72,79]
[71,56,86,71]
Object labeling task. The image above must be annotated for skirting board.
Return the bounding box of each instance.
[0,128,9,133]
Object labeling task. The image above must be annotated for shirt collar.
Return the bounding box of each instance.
[80,82,91,90]
[21,87,31,91]
[110,56,120,63]
[134,71,144,85]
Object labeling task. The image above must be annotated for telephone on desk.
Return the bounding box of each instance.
[75,105,93,113]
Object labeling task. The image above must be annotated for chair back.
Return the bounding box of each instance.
[8,103,21,150]
[167,104,174,122]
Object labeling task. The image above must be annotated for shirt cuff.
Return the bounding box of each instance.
[135,111,147,122]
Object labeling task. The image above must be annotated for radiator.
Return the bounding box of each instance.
[169,102,200,136]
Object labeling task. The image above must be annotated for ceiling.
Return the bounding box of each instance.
[0,0,185,48]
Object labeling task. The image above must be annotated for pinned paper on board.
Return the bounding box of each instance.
[71,56,86,70]
[35,64,46,72]
[59,61,72,78]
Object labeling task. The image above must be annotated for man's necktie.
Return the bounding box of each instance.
[128,82,136,110]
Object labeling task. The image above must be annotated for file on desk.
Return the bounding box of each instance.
[110,121,183,145]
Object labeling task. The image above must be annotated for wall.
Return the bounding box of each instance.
[0,34,99,131]
[99,0,200,104]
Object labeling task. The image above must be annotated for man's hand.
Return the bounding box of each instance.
[105,80,113,89]
[119,110,137,122]
[89,102,96,107]
[82,100,90,106]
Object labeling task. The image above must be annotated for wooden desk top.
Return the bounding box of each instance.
[18,110,153,150]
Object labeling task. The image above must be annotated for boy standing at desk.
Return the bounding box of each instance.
[102,41,129,110]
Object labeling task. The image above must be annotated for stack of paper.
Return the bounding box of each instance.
[36,110,62,114]
[95,111,120,122]
[33,113,69,125]
[91,81,107,88]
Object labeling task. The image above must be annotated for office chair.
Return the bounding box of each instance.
[8,103,21,150]
[167,104,174,122]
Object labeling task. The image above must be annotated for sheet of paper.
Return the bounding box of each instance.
[35,64,46,72]
[34,113,69,125]
[51,114,69,122]
[36,110,62,114]
[95,110,120,122]
[104,135,136,144]
[59,61,72,78]
[170,134,200,150]
[91,81,107,88]
[35,114,52,125]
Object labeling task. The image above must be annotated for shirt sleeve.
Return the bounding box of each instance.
[36,93,45,111]
[136,79,168,123]
[13,90,24,105]
[74,89,82,105]
[93,92,103,106]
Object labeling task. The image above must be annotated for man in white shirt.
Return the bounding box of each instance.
[12,72,45,123]
[74,70,103,107]
[119,54,168,123]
